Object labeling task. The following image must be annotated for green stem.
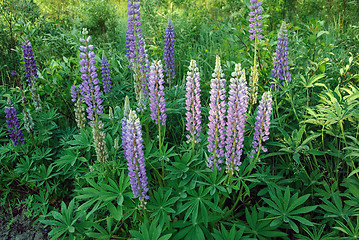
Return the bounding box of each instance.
[145,122,150,145]
[94,216,114,223]
[147,156,164,187]
[286,91,299,122]
[158,120,162,152]
[299,157,311,181]
[321,125,331,177]
[223,181,244,219]
[142,205,149,222]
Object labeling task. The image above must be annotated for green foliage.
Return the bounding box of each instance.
[41,199,88,240]
[129,218,172,240]
[239,206,287,239]
[212,224,250,240]
[75,0,122,49]
[334,217,359,239]
[260,186,317,233]
[0,0,359,239]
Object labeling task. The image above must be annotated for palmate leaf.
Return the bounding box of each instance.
[29,163,59,187]
[41,199,89,240]
[305,84,359,130]
[197,167,227,198]
[295,224,336,240]
[334,217,359,239]
[129,218,172,240]
[86,218,119,240]
[259,186,317,233]
[165,151,202,189]
[75,172,131,220]
[68,128,92,151]
[238,206,287,240]
[176,185,223,227]
[212,224,252,240]
[172,220,213,240]
[147,188,179,227]
[300,73,326,88]
[342,177,359,208]
[54,149,87,175]
[320,193,356,222]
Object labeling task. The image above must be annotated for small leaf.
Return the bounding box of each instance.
[293,153,300,164]
[158,234,172,240]
[291,216,314,226]
[288,219,299,233]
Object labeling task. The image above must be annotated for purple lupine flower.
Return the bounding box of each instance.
[164,18,175,82]
[122,109,149,201]
[22,39,42,112]
[71,85,78,102]
[272,21,291,88]
[78,28,103,121]
[4,98,25,146]
[101,53,112,93]
[225,64,249,174]
[148,60,167,126]
[22,39,38,86]
[185,60,201,144]
[126,0,149,97]
[126,0,142,64]
[207,56,226,170]
[136,90,146,113]
[250,91,273,159]
[248,0,263,40]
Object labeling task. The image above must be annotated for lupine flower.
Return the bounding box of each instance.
[148,60,167,126]
[249,65,259,105]
[101,53,112,93]
[207,56,226,170]
[136,90,146,113]
[92,121,108,163]
[123,95,131,120]
[74,98,86,129]
[225,64,249,174]
[122,96,131,153]
[70,85,78,102]
[18,80,34,133]
[22,39,38,86]
[71,85,86,129]
[248,0,263,40]
[4,98,25,146]
[22,39,42,112]
[126,0,150,97]
[30,88,42,112]
[250,91,273,159]
[78,28,103,121]
[126,0,143,64]
[185,60,201,144]
[164,18,175,82]
[122,109,149,202]
[109,106,114,121]
[23,109,34,133]
[272,21,291,88]
[114,138,119,150]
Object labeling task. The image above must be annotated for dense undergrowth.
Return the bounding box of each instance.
[1,0,359,239]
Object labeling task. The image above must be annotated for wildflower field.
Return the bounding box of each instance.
[1,0,359,239]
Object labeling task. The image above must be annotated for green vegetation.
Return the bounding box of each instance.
[1,0,358,239]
